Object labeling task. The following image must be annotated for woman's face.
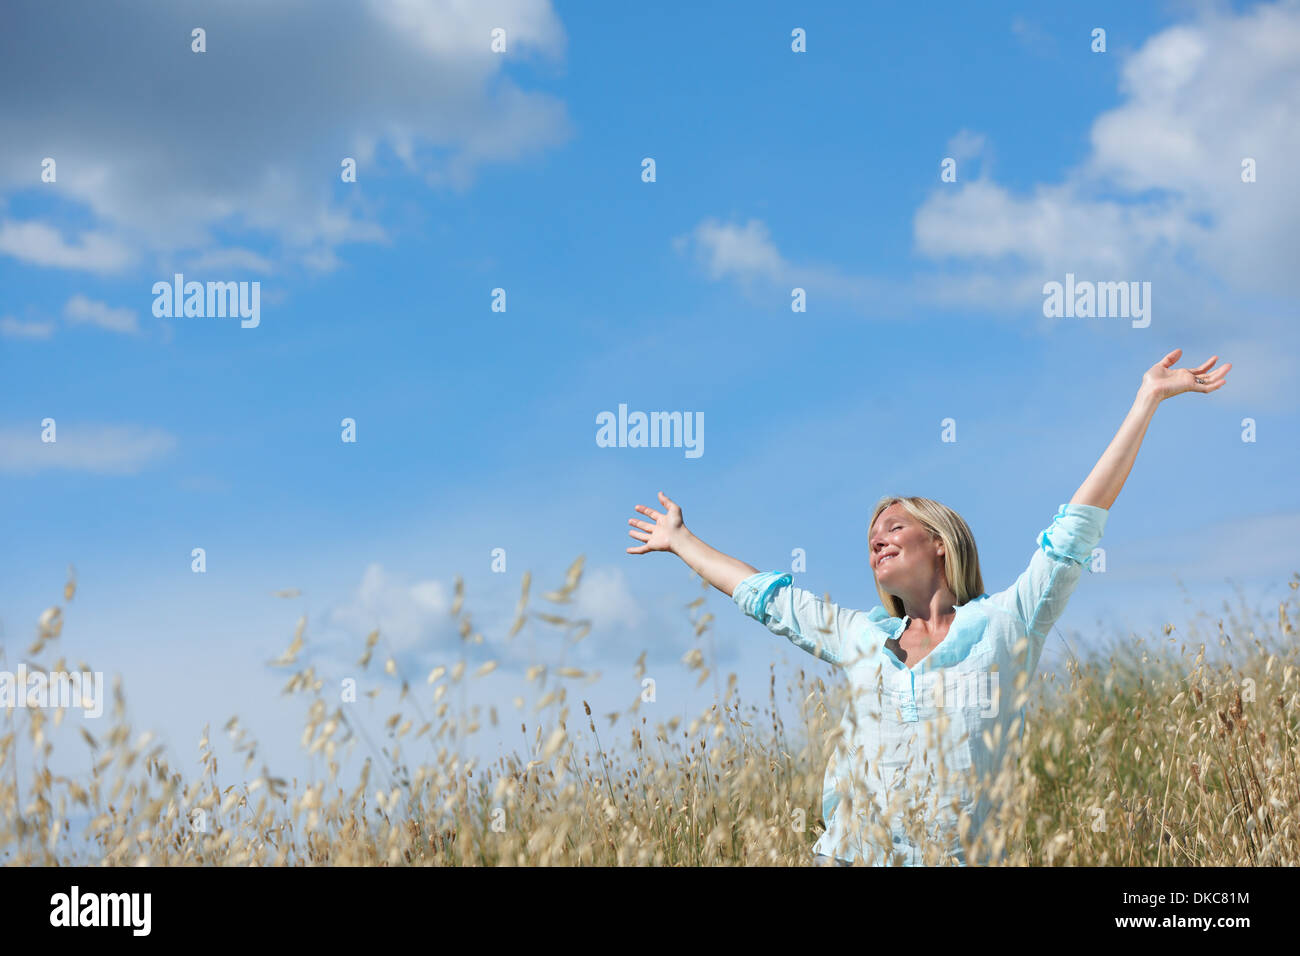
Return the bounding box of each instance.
[869,503,941,585]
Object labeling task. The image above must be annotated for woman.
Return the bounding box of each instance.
[626,349,1230,866]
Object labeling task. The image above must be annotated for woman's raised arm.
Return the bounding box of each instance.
[1070,348,1231,510]
[626,492,869,666]
[626,491,758,597]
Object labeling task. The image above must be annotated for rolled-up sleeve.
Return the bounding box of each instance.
[733,571,874,666]
[1038,503,1108,567]
[987,503,1108,667]
[732,571,793,624]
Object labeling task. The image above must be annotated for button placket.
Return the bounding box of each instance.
[885,615,920,722]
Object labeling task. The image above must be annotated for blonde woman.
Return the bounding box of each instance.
[626,349,1230,865]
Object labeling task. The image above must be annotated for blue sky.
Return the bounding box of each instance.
[2,0,1298,799]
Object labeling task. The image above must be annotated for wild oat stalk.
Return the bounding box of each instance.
[3,566,1297,866]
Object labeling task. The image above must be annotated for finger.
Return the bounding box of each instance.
[1190,355,1219,373]
[659,491,678,510]
[626,544,649,554]
[628,518,655,533]
[1161,348,1182,367]
[628,529,650,543]
[635,504,663,521]
[1188,364,1231,391]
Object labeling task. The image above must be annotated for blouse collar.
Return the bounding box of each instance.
[867,595,990,671]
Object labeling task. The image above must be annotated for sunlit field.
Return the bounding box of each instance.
[3,563,1297,866]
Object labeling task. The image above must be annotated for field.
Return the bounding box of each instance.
[3,563,1298,866]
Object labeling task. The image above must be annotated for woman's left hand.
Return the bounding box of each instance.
[1140,348,1231,402]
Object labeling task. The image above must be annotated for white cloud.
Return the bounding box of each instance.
[0,0,572,276]
[678,218,786,283]
[0,316,55,339]
[183,247,277,276]
[915,175,1225,272]
[0,424,176,474]
[570,566,646,634]
[327,563,455,656]
[365,0,566,62]
[674,217,889,309]
[672,6,1295,409]
[320,561,658,677]
[64,294,139,334]
[0,220,136,275]
[912,1,1300,309]
[945,128,988,164]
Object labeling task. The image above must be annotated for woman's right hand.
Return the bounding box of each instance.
[628,494,759,596]
[626,491,686,554]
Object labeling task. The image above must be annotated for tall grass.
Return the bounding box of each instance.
[2,564,1297,865]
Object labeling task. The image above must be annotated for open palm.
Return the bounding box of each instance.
[626,491,684,554]
[1142,348,1231,402]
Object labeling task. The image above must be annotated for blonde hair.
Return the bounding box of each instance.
[868,496,985,617]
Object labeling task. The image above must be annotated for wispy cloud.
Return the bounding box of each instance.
[0,424,176,475]
[1010,16,1057,57]
[673,217,892,312]
[946,128,988,165]
[64,294,139,334]
[0,315,55,339]
[0,220,136,275]
[183,247,276,276]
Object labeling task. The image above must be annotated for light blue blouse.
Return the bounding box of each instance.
[732,503,1108,865]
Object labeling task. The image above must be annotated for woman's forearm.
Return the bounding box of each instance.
[1070,389,1162,510]
[672,530,759,598]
